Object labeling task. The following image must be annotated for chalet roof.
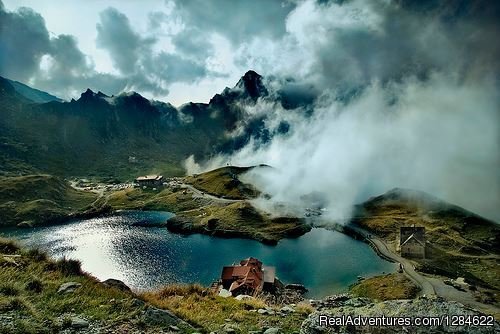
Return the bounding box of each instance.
[400,226,425,245]
[221,257,269,295]
[136,175,163,181]
[401,233,425,247]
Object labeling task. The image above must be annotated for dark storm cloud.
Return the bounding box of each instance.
[96,6,213,93]
[153,52,208,82]
[171,28,214,61]
[234,0,500,95]
[96,8,155,75]
[0,2,51,81]
[0,2,215,99]
[312,1,500,87]
[173,0,297,44]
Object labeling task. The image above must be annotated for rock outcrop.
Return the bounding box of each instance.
[301,294,499,333]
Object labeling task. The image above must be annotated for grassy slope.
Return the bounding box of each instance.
[0,238,310,333]
[353,188,500,289]
[106,185,310,244]
[168,201,309,244]
[0,238,144,333]
[350,273,420,300]
[0,175,96,227]
[185,166,261,200]
[141,285,312,333]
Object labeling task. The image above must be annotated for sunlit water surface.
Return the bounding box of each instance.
[1,210,395,298]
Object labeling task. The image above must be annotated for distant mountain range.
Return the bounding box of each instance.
[0,71,300,179]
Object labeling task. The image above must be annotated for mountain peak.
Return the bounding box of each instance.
[80,88,95,98]
[234,70,268,99]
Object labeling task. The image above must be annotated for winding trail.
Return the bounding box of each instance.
[348,224,500,316]
[348,225,436,296]
[182,184,244,204]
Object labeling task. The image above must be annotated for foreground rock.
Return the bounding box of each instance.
[102,278,132,292]
[142,306,195,330]
[57,282,82,294]
[301,294,499,333]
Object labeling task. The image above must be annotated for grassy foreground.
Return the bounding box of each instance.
[141,285,312,333]
[0,238,142,333]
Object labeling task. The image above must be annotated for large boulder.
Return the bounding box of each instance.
[142,306,195,331]
[143,307,180,326]
[102,278,131,292]
[57,282,81,294]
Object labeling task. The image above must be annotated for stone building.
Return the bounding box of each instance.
[399,225,426,258]
[135,175,164,187]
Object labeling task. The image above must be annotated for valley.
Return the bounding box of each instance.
[0,69,498,332]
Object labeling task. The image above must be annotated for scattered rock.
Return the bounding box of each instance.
[280,306,295,313]
[57,282,81,294]
[131,298,145,307]
[169,325,180,331]
[17,221,33,228]
[102,278,131,292]
[300,294,500,334]
[143,306,180,326]
[285,284,308,293]
[221,323,239,333]
[264,328,281,334]
[258,308,268,315]
[219,288,232,298]
[70,316,89,328]
[235,294,253,301]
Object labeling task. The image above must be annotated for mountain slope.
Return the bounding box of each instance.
[0,71,271,180]
[352,188,500,289]
[0,174,97,227]
[3,77,62,103]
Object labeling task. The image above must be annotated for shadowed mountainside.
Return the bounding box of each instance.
[0,71,282,180]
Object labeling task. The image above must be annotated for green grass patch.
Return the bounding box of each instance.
[350,273,420,300]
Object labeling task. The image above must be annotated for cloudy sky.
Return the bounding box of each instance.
[1,0,499,106]
[0,0,299,105]
[1,0,499,219]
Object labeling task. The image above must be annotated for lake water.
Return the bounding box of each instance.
[1,210,395,298]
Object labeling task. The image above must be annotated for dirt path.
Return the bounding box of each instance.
[349,225,436,296]
[68,180,106,206]
[182,184,243,204]
[350,225,500,316]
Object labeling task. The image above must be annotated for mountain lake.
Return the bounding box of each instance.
[1,210,396,298]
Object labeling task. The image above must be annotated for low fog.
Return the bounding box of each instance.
[186,73,499,222]
[185,1,500,222]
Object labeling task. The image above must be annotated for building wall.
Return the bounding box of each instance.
[401,243,425,258]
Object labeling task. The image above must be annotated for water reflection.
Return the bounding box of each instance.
[1,211,395,298]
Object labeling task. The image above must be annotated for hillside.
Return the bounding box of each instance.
[4,78,62,103]
[352,188,500,290]
[106,166,310,244]
[185,165,266,200]
[0,175,97,227]
[0,71,283,180]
